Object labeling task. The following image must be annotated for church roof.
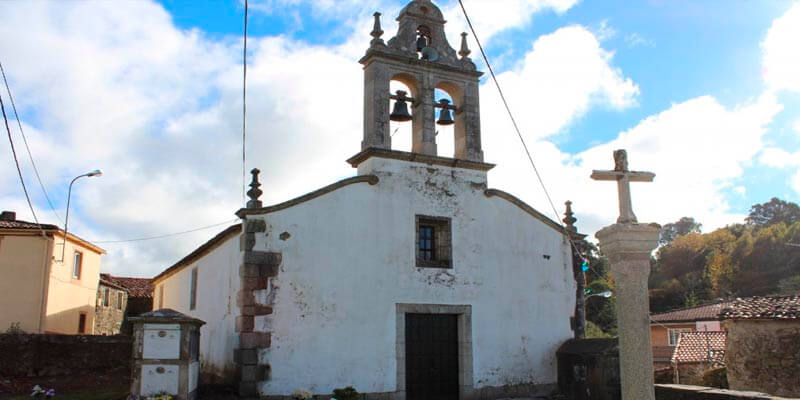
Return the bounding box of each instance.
[152,223,242,283]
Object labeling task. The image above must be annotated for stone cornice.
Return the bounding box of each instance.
[484,189,581,238]
[358,50,483,77]
[347,148,495,171]
[236,175,380,218]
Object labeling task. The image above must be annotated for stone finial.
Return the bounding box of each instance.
[458,32,471,59]
[246,168,263,209]
[563,200,577,233]
[370,12,385,46]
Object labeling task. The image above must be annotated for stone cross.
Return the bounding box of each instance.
[591,149,660,400]
[590,149,655,224]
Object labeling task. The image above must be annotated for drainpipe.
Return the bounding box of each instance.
[37,234,54,333]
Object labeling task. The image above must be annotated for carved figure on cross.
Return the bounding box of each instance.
[591,149,655,224]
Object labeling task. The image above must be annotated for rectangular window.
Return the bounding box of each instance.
[72,251,82,279]
[419,225,435,261]
[158,285,164,309]
[415,215,452,268]
[190,268,198,310]
[103,287,109,307]
[78,313,86,334]
[668,328,693,346]
[117,292,123,310]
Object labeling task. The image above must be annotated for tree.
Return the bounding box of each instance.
[660,217,702,246]
[745,197,800,227]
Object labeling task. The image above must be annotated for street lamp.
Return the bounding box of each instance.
[61,169,103,262]
[586,290,613,299]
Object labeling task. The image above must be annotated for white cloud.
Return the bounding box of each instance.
[794,118,800,134]
[440,0,580,47]
[480,25,638,141]
[762,2,800,93]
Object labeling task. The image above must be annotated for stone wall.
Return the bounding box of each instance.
[0,333,132,378]
[675,362,715,386]
[94,283,127,335]
[725,320,800,397]
[655,384,790,400]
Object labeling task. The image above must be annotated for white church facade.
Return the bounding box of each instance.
[152,1,580,398]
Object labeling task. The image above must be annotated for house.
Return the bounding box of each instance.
[649,301,731,368]
[0,210,106,334]
[94,275,128,335]
[153,1,580,398]
[722,296,800,397]
[101,275,153,317]
[669,331,725,385]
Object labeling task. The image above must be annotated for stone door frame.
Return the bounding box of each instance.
[395,303,473,400]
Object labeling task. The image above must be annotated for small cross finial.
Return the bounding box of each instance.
[458,32,471,59]
[371,12,385,46]
[563,200,577,232]
[246,168,263,209]
[591,149,655,224]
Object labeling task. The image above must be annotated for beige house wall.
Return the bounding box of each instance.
[43,233,103,334]
[0,233,51,333]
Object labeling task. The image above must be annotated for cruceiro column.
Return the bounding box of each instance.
[591,149,659,400]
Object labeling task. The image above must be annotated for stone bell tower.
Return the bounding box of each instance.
[353,0,485,164]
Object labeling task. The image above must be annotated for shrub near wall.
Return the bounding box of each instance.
[0,334,131,377]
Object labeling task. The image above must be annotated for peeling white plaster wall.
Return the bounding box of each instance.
[154,234,242,382]
[253,157,576,395]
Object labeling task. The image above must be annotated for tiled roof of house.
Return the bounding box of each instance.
[0,212,105,254]
[652,345,676,361]
[721,296,800,320]
[671,331,726,364]
[98,275,127,291]
[100,273,153,298]
[651,301,733,323]
[0,218,59,231]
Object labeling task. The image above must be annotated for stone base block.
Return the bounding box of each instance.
[241,304,273,316]
[240,332,271,349]
[235,316,254,333]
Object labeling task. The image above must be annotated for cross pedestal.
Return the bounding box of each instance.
[591,150,659,400]
[596,223,659,400]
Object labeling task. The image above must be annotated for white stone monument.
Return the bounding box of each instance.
[591,150,660,400]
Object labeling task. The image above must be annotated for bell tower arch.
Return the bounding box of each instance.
[356,0,485,163]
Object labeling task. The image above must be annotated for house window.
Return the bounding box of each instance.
[668,328,692,346]
[158,285,164,309]
[415,215,452,268]
[190,268,198,311]
[117,292,123,310]
[72,251,82,279]
[78,313,86,334]
[103,287,110,307]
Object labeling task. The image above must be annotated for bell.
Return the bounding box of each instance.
[436,99,454,126]
[416,35,428,52]
[390,90,413,122]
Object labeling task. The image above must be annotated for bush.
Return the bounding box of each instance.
[332,386,359,400]
[586,321,612,338]
[701,367,728,389]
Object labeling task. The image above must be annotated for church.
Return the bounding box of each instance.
[151,1,580,398]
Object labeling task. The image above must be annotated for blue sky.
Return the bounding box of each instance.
[1,0,799,276]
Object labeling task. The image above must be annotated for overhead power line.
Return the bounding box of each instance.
[91,219,240,244]
[457,0,601,277]
[1,89,44,236]
[0,60,64,225]
[242,0,249,205]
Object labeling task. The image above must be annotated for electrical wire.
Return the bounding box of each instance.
[91,219,240,244]
[457,0,601,278]
[0,60,64,225]
[1,90,44,236]
[242,0,249,205]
